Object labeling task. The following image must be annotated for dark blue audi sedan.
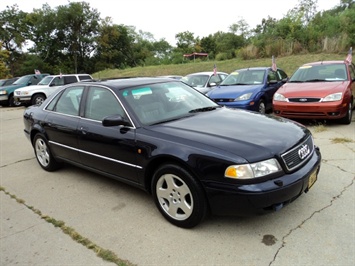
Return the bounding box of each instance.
[207,67,288,114]
[23,77,320,228]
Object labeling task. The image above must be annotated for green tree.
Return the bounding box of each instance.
[175,31,196,54]
[0,4,28,75]
[229,18,250,38]
[0,42,11,78]
[25,4,60,74]
[200,35,217,57]
[94,18,136,70]
[55,1,100,73]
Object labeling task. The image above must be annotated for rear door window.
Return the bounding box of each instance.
[78,75,92,81]
[64,76,78,84]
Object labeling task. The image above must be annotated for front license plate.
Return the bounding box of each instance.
[308,169,317,189]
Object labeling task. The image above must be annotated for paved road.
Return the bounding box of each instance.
[1,106,354,266]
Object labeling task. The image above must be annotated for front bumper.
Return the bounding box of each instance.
[14,96,31,105]
[204,147,321,216]
[0,95,9,101]
[273,101,349,120]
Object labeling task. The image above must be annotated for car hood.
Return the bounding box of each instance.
[15,84,47,92]
[0,84,25,91]
[194,86,210,94]
[277,81,348,97]
[207,84,264,98]
[147,107,309,162]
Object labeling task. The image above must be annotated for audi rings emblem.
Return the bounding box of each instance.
[298,144,310,160]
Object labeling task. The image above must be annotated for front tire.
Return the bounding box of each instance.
[8,95,21,107]
[339,101,353,125]
[32,94,46,106]
[152,164,208,228]
[33,133,61,171]
[258,99,266,114]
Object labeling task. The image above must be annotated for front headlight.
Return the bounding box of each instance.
[225,158,282,179]
[0,90,7,95]
[235,93,252,101]
[322,92,342,102]
[273,93,287,102]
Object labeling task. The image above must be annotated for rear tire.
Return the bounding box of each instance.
[33,133,61,171]
[152,163,208,228]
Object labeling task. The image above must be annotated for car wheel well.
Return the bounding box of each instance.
[32,92,46,98]
[144,157,197,194]
[30,129,42,146]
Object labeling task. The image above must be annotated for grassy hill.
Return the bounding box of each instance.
[92,53,346,80]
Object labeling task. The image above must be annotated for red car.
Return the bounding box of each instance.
[273,60,355,124]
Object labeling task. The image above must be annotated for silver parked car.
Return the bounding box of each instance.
[181,71,228,94]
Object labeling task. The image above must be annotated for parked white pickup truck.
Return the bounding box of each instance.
[14,73,92,106]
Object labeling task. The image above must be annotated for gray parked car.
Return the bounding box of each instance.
[181,71,228,94]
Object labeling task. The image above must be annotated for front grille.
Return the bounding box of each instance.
[213,99,232,103]
[282,111,324,116]
[281,135,314,171]
[288,98,321,103]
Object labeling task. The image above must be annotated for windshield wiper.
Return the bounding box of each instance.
[305,79,326,82]
[289,80,305,83]
[221,83,248,86]
[189,106,220,113]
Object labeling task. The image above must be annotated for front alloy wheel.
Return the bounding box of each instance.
[258,99,266,114]
[32,94,46,106]
[152,164,207,228]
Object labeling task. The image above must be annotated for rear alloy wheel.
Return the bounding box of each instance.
[33,133,61,171]
[339,101,353,125]
[32,94,46,106]
[258,99,266,114]
[152,164,208,228]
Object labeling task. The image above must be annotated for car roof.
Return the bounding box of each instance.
[232,67,271,71]
[45,74,91,78]
[186,71,228,76]
[301,60,346,66]
[76,77,176,90]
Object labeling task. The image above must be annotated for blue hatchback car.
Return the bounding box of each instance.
[207,67,288,113]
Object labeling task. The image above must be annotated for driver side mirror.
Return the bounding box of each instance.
[102,115,131,127]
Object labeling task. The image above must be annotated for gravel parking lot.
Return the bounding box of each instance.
[1,106,354,266]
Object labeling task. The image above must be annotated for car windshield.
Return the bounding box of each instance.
[13,76,30,85]
[38,76,53,85]
[220,70,265,85]
[120,81,220,125]
[181,75,209,87]
[289,63,348,82]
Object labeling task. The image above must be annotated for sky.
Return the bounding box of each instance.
[0,0,341,45]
